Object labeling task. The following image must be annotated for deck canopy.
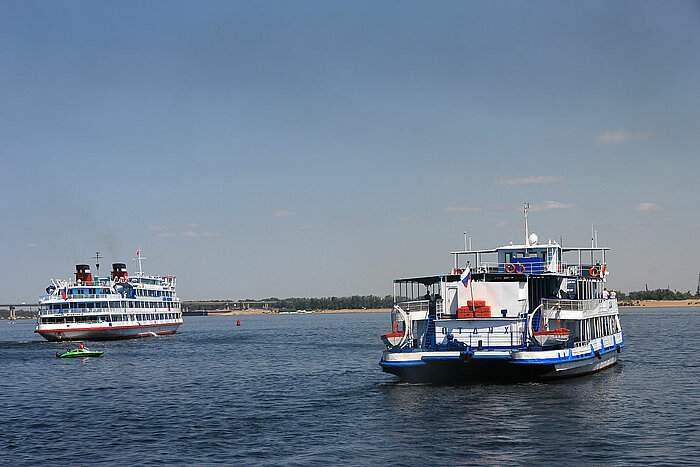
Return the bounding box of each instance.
[394,275,445,301]
[394,275,444,286]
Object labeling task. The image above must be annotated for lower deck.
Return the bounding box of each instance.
[35,321,182,341]
[380,331,623,383]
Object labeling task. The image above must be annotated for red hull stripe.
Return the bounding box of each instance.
[35,322,182,333]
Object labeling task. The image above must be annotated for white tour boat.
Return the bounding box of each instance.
[35,251,183,341]
[379,204,624,383]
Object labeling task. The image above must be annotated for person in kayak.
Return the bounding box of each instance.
[78,343,84,351]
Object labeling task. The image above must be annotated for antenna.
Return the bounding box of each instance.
[93,251,101,277]
[524,202,530,246]
[134,246,146,276]
[591,223,595,263]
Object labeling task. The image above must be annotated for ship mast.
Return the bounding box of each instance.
[93,251,101,278]
[134,247,146,276]
[524,202,530,247]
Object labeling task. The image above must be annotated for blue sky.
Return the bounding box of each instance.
[1,1,698,301]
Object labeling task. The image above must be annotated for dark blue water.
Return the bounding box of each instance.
[1,308,698,465]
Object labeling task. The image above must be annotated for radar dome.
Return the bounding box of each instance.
[528,233,539,245]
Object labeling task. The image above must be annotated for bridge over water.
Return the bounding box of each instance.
[0,303,39,319]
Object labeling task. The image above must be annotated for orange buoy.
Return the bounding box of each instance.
[236,319,241,326]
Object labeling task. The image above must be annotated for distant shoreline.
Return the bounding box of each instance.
[194,300,700,316]
[618,299,700,308]
[198,308,391,316]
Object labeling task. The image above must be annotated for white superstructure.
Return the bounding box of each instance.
[35,252,183,341]
[379,204,624,382]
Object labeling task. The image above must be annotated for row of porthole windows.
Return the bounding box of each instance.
[40,312,182,324]
[42,301,181,311]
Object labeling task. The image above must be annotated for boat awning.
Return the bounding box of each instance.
[394,275,445,286]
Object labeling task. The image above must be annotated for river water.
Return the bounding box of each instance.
[1,307,698,465]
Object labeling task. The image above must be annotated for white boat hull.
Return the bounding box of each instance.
[35,323,182,341]
[380,334,623,383]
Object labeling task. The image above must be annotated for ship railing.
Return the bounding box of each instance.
[560,263,608,277]
[473,261,551,274]
[395,300,429,313]
[38,303,181,316]
[40,293,121,301]
[470,262,608,276]
[542,298,617,314]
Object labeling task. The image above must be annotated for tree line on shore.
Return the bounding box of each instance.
[185,288,698,312]
[615,288,698,301]
[183,295,393,311]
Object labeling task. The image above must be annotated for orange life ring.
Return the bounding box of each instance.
[590,267,599,277]
[516,264,526,274]
[505,263,515,273]
[453,268,464,275]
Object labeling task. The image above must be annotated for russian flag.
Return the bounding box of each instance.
[460,266,471,288]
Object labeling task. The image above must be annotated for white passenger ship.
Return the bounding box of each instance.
[380,205,624,382]
[35,252,183,341]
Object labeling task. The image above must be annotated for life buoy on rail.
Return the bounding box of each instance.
[516,264,526,274]
[453,268,464,275]
[505,263,516,273]
[590,267,599,277]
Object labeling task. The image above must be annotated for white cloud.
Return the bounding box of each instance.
[23,243,39,248]
[634,203,662,212]
[493,176,564,186]
[274,210,296,217]
[530,201,575,212]
[445,206,483,213]
[595,130,653,145]
[150,223,200,231]
[298,224,325,231]
[156,230,218,238]
[613,224,655,232]
[181,231,219,238]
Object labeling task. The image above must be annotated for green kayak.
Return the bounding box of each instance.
[56,349,104,358]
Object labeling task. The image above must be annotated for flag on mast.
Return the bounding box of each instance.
[460,266,471,288]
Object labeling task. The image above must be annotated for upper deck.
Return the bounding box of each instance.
[40,261,178,304]
[450,241,609,278]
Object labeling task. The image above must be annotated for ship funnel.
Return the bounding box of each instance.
[111,263,129,281]
[75,264,93,285]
